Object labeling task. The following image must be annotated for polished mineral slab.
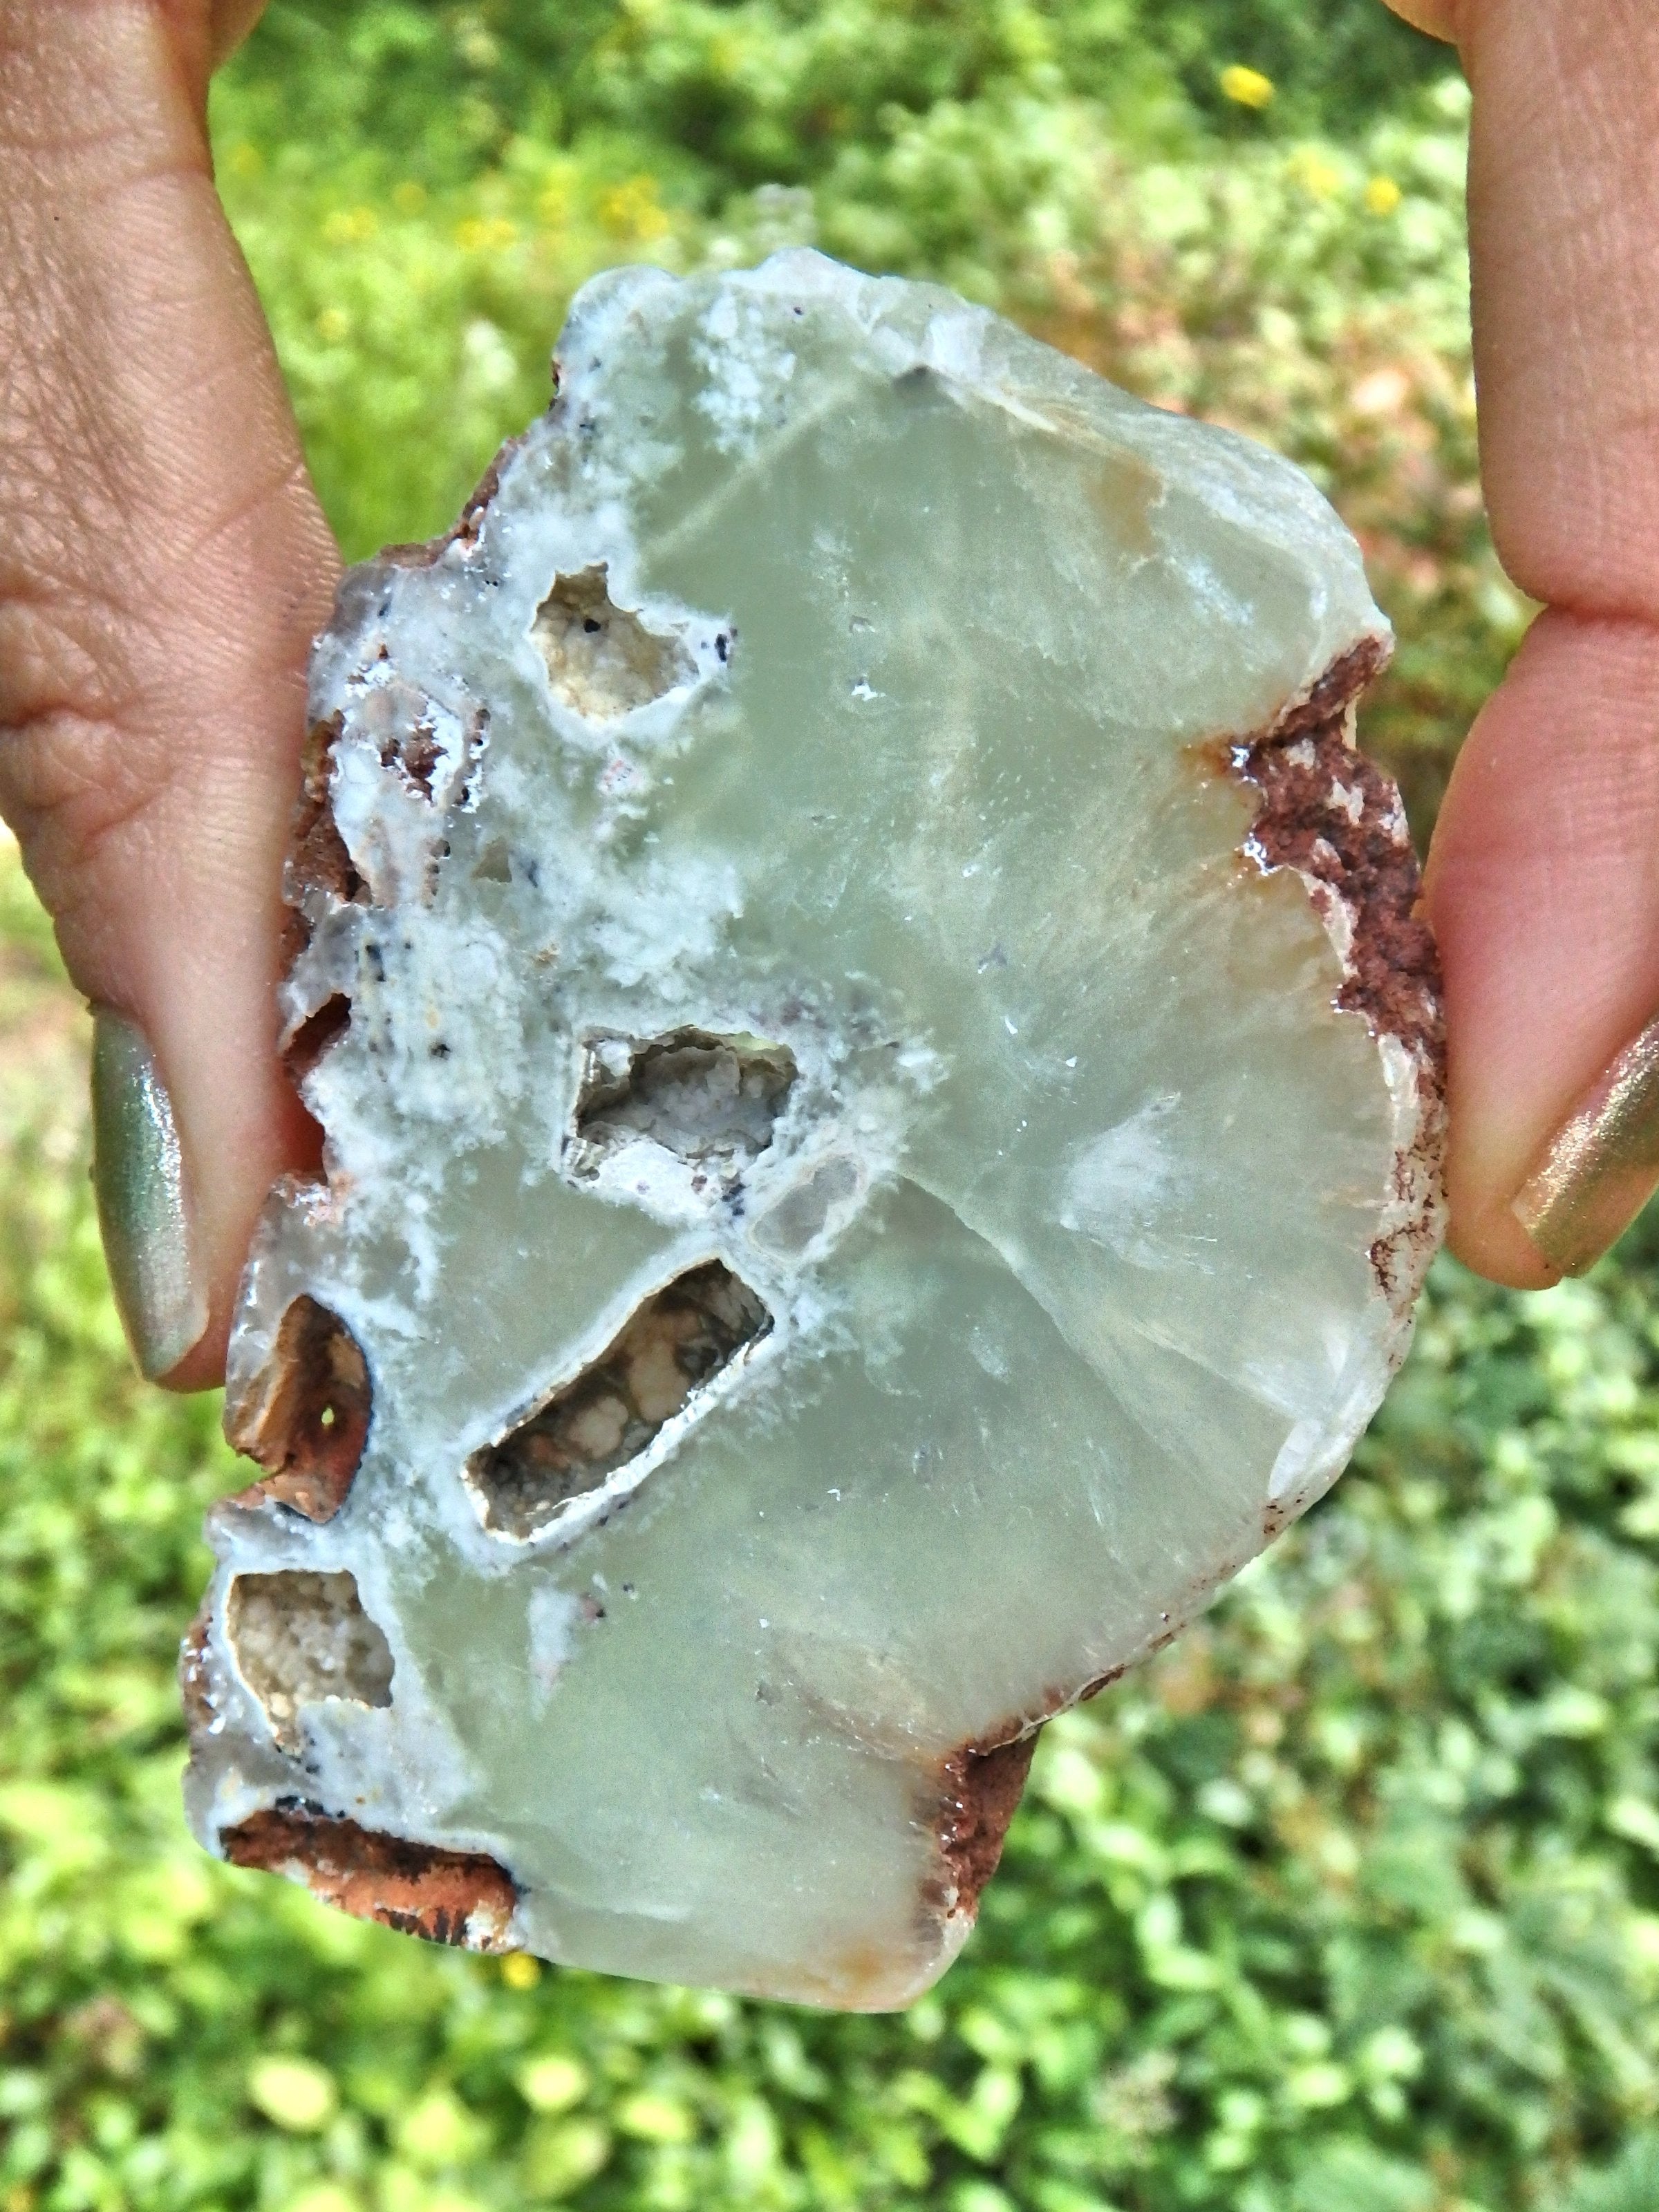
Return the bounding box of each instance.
[183,249,1445,2007]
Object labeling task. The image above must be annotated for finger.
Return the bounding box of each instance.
[147,1,271,99]
[1376,0,1456,42]
[0,0,339,1383]
[1426,615,1659,1282]
[1421,0,1659,1284]
[208,0,270,70]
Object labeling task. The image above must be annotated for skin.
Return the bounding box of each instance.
[0,0,1653,1390]
[1384,0,1659,1288]
[0,0,337,1386]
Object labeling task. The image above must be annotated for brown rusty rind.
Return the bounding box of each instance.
[223,1295,372,1523]
[203,436,535,1962]
[285,994,352,1085]
[380,424,535,570]
[223,1806,518,1950]
[929,1725,1044,1938]
[920,1643,1170,1926]
[1219,635,1447,1318]
[1232,639,1441,1077]
[178,1600,217,1734]
[281,711,363,984]
[928,1732,1042,1922]
[921,1586,1252,1927]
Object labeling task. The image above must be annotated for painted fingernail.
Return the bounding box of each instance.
[1513,1011,1659,1276]
[91,1010,208,1378]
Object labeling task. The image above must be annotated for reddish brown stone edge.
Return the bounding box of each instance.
[223,1294,373,1523]
[178,1600,216,1734]
[281,711,362,982]
[379,418,536,570]
[1230,637,1443,1076]
[223,1806,518,1951]
[924,1648,1147,1927]
[932,1733,1042,1918]
[1219,636,1447,1312]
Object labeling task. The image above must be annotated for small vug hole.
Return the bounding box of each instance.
[226,1568,394,1754]
[466,1262,771,1541]
[530,562,693,722]
[224,1295,372,1525]
[572,1028,796,1179]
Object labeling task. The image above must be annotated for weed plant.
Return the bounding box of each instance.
[3,8,1651,2209]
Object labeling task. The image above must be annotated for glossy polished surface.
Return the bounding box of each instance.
[185,253,1441,2006]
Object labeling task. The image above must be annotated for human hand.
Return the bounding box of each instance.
[0,0,337,1386]
[1381,0,1659,1286]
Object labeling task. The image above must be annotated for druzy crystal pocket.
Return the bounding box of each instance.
[182,250,1444,2007]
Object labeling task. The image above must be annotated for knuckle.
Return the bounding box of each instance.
[0,590,174,871]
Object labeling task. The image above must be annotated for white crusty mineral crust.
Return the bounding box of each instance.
[184,250,1445,2007]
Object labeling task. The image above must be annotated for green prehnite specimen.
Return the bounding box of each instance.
[183,251,1444,2008]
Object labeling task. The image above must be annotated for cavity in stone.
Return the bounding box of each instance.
[223,1295,372,1524]
[532,563,694,720]
[227,1569,395,1752]
[571,1028,797,1179]
[466,1263,771,1539]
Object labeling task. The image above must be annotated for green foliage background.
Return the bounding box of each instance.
[3,6,1652,2211]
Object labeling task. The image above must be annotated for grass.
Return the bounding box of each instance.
[5,5,1654,2207]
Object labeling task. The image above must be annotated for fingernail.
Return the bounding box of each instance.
[1513,1011,1659,1275]
[91,1010,208,1378]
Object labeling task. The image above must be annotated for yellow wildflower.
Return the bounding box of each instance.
[1365,175,1403,216]
[1219,65,1274,110]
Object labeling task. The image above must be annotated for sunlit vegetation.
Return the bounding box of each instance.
[6,8,1654,2210]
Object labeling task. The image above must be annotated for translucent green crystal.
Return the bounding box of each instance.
[185,251,1443,2007]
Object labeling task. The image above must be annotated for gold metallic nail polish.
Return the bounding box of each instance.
[91,1011,208,1378]
[1513,1011,1659,1276]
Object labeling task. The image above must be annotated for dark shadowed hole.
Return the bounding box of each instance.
[285,993,352,1083]
[572,1028,796,1179]
[467,1262,771,1540]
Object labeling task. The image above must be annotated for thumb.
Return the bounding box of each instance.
[1375,0,1458,42]
[0,1,339,1385]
